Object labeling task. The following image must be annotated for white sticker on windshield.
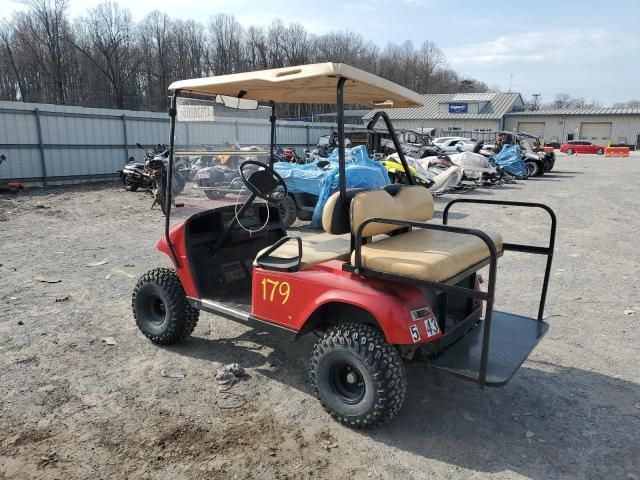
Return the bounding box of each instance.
[177,105,214,122]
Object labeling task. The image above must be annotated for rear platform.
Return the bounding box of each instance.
[430,312,549,386]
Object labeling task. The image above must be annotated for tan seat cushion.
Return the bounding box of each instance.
[255,237,351,270]
[350,185,434,237]
[352,229,503,282]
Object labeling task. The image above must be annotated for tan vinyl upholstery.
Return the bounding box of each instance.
[351,229,503,282]
[322,191,343,234]
[254,236,351,270]
[349,185,503,282]
[350,185,434,237]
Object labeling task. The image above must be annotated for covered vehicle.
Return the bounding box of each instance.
[492,144,527,179]
[273,145,391,227]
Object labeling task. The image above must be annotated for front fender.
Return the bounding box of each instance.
[155,221,198,297]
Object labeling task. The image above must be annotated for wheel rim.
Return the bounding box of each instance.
[138,289,167,326]
[329,361,366,404]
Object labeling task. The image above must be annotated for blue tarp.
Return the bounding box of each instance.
[491,144,527,179]
[273,145,390,228]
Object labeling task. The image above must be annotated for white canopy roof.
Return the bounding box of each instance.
[168,63,424,108]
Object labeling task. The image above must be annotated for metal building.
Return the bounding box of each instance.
[366,94,640,150]
[364,92,525,138]
[503,108,640,148]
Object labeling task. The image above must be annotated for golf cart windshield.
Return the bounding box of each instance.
[162,63,424,255]
[165,95,271,226]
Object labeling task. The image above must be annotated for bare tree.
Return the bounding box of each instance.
[139,11,173,109]
[14,0,71,103]
[416,40,445,93]
[0,4,491,112]
[612,99,640,108]
[73,2,138,109]
[0,23,29,101]
[208,14,244,74]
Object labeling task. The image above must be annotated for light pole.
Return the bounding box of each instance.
[532,93,541,110]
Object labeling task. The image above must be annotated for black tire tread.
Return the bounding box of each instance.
[276,196,297,228]
[309,323,407,428]
[132,268,199,344]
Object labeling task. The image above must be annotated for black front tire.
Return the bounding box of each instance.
[596,148,604,155]
[204,190,226,200]
[309,323,407,428]
[530,161,543,177]
[565,148,574,155]
[276,195,297,228]
[132,268,199,344]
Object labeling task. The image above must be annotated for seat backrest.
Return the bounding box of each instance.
[350,185,434,237]
[322,188,369,235]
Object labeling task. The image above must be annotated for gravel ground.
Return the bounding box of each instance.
[0,153,639,479]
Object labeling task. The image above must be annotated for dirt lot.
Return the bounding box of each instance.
[1,153,639,480]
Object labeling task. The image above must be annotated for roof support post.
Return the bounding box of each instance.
[336,77,347,201]
[165,90,180,267]
[269,102,277,166]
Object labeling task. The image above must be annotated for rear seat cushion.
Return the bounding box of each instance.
[352,229,503,282]
[350,185,434,237]
[254,237,351,270]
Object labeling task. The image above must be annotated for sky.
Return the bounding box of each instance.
[2,0,639,106]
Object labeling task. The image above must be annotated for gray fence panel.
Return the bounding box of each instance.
[0,101,351,184]
[0,110,39,145]
[42,115,123,145]
[126,117,168,147]
[1,146,42,179]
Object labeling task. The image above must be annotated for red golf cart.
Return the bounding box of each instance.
[132,63,556,428]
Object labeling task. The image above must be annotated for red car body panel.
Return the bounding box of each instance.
[251,260,442,345]
[155,221,199,298]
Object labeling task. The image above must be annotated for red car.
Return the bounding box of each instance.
[560,140,605,155]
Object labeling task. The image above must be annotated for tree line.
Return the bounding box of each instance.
[0,0,490,117]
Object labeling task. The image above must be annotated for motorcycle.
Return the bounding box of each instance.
[119,143,168,192]
[119,143,185,213]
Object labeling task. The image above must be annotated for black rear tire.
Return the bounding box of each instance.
[309,323,407,428]
[132,268,199,344]
[122,175,139,192]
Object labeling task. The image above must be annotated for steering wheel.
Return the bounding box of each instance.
[239,160,287,202]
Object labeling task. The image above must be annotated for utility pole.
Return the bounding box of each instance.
[532,93,541,110]
[508,73,513,92]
